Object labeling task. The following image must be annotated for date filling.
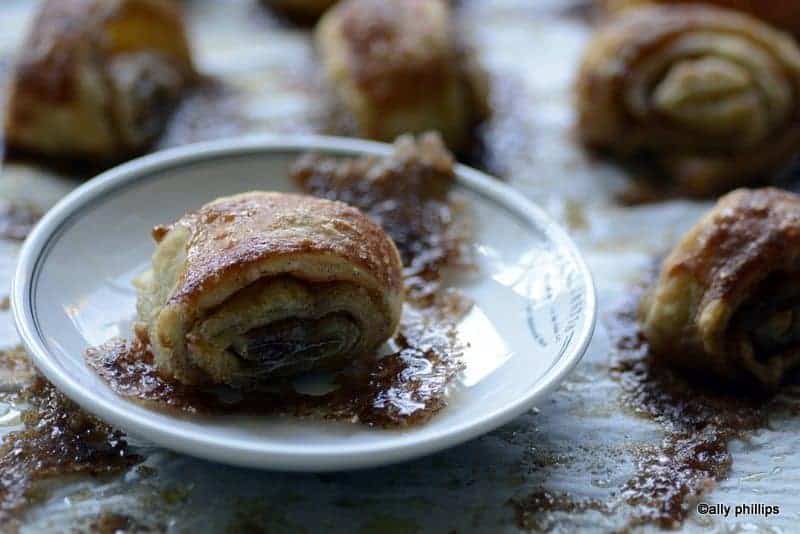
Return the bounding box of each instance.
[730,272,800,365]
[229,313,361,378]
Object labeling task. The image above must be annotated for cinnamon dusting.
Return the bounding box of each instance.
[508,491,609,532]
[607,289,773,528]
[510,286,789,530]
[0,376,140,526]
[86,293,469,427]
[292,133,471,303]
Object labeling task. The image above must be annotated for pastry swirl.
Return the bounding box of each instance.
[315,0,486,151]
[136,192,403,385]
[576,5,800,196]
[5,0,195,162]
[604,0,800,38]
[641,188,800,388]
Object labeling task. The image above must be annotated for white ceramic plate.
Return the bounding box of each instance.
[12,136,595,471]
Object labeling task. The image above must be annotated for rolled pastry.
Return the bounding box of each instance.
[262,0,339,22]
[576,5,800,197]
[5,0,195,162]
[604,0,800,38]
[136,192,403,386]
[641,188,800,388]
[315,0,486,151]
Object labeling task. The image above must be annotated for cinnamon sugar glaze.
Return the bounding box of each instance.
[0,376,140,528]
[87,294,469,427]
[293,133,471,303]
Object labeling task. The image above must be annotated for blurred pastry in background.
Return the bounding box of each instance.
[576,5,800,197]
[315,0,487,152]
[261,0,338,23]
[641,188,800,389]
[603,0,800,38]
[4,0,196,164]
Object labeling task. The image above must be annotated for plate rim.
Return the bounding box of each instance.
[12,134,596,471]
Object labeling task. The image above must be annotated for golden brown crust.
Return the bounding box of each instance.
[136,192,404,385]
[5,0,195,161]
[576,5,800,196]
[166,192,403,306]
[604,0,800,37]
[641,188,800,388]
[315,0,487,150]
[665,189,800,306]
[335,0,452,106]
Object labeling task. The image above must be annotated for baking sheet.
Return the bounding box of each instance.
[1,0,799,531]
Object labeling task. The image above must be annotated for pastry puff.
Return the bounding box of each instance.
[641,188,800,389]
[576,5,800,197]
[315,0,486,151]
[4,0,195,162]
[135,192,403,386]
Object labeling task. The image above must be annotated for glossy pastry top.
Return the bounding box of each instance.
[156,192,403,307]
[12,0,194,104]
[660,188,800,307]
